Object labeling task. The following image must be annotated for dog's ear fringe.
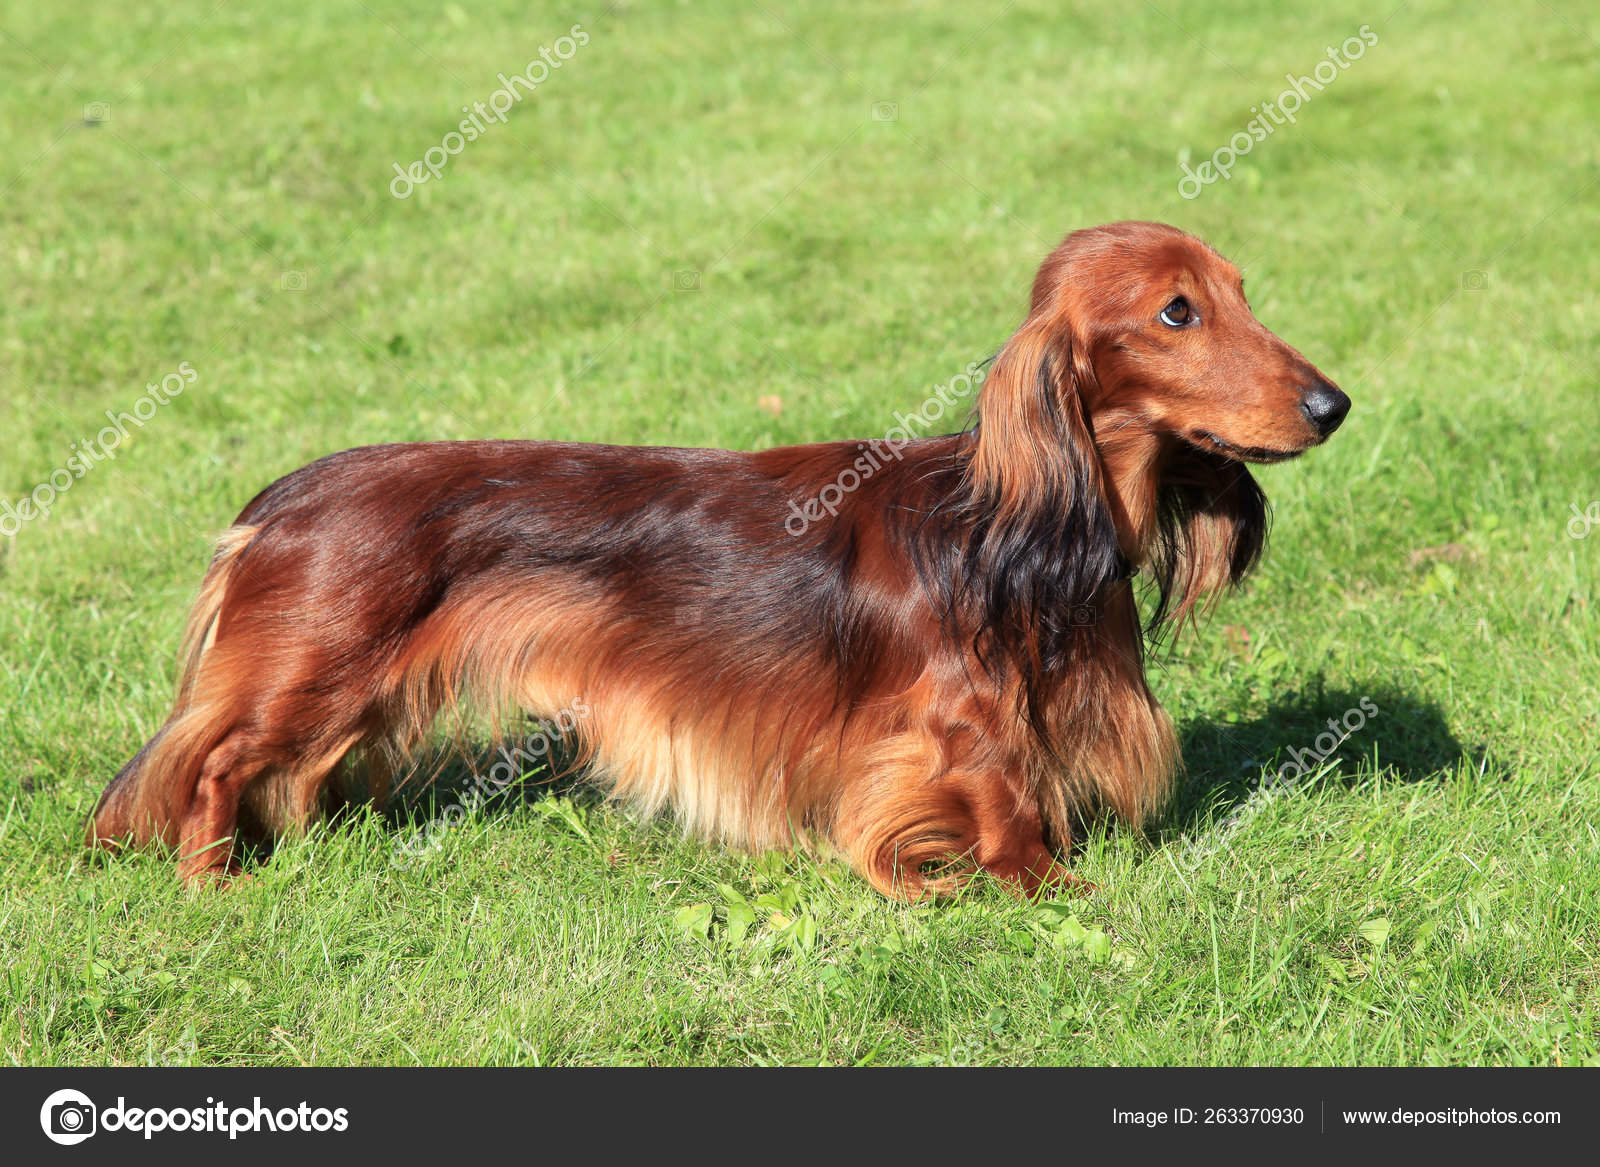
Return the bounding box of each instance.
[937,311,1126,752]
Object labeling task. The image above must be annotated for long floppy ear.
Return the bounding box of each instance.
[969,311,1114,551]
[1145,447,1268,633]
[960,311,1122,684]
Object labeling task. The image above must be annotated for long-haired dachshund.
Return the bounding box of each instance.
[90,221,1348,898]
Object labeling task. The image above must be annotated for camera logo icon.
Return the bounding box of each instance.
[673,269,700,291]
[40,1089,97,1145]
[1068,604,1098,626]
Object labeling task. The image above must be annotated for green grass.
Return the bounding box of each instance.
[2,0,1597,1066]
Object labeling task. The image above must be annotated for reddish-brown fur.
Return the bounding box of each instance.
[89,221,1347,899]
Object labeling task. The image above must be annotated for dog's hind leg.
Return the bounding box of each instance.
[174,731,264,881]
[170,703,371,883]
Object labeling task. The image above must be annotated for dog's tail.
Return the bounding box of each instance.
[88,526,258,851]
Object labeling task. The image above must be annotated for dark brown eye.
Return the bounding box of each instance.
[1159,297,1193,327]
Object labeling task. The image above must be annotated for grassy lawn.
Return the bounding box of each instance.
[2,0,1597,1066]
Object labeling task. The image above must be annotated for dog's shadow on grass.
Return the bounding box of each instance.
[1161,679,1480,842]
[359,725,596,835]
[234,726,601,872]
[292,686,1476,870]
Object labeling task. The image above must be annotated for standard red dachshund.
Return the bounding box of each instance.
[91,221,1348,898]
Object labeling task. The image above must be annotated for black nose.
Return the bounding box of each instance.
[1299,380,1351,437]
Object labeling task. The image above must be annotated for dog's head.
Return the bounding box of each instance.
[1032,220,1348,461]
[971,221,1349,626]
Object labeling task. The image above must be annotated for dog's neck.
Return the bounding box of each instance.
[1091,420,1172,568]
